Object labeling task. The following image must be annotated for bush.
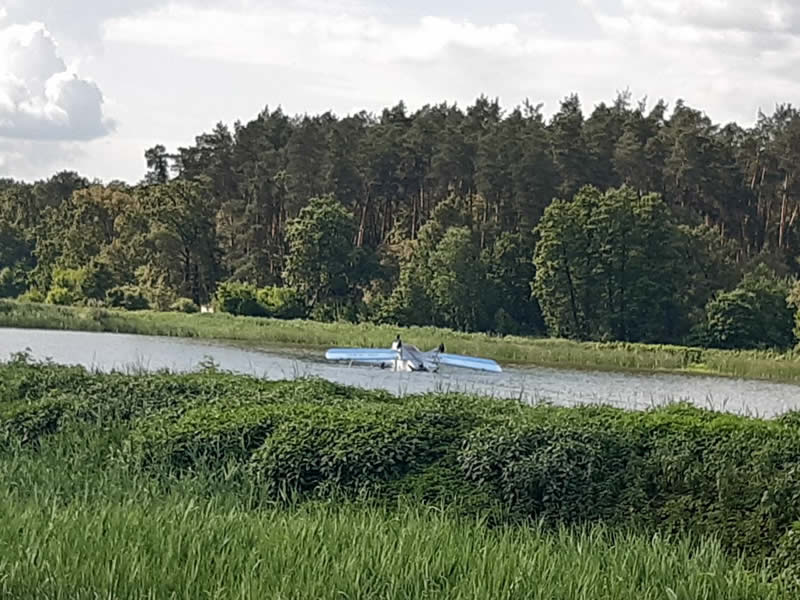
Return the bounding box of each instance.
[493,308,519,336]
[256,286,305,319]
[105,286,150,311]
[771,521,800,589]
[0,267,27,299]
[459,407,646,523]
[127,403,286,470]
[17,288,45,303]
[213,281,267,317]
[310,300,362,323]
[248,403,467,496]
[45,285,77,306]
[3,363,800,569]
[704,266,795,350]
[0,394,78,447]
[460,404,800,560]
[170,297,200,314]
[47,263,114,305]
[214,282,306,319]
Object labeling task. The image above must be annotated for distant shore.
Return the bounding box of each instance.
[2,299,800,383]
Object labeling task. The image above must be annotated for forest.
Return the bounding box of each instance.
[3,92,800,349]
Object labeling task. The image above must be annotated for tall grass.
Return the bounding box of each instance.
[0,430,787,600]
[0,496,787,600]
[0,364,798,598]
[3,299,800,382]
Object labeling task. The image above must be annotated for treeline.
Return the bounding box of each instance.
[3,93,800,348]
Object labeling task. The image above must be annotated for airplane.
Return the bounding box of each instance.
[325,335,503,373]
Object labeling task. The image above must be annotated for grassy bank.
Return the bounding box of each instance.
[3,299,800,382]
[1,359,798,597]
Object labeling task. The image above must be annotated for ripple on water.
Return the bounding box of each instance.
[2,327,799,418]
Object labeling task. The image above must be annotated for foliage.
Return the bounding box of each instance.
[16,288,44,303]
[105,285,150,311]
[771,522,800,590]
[7,95,800,349]
[213,282,306,319]
[3,359,800,585]
[534,186,686,342]
[45,285,77,306]
[170,297,200,313]
[283,195,359,308]
[704,266,796,350]
[428,227,490,331]
[0,266,26,299]
[256,286,305,319]
[213,281,266,317]
[484,231,543,335]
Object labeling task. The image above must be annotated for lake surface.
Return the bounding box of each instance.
[2,327,800,417]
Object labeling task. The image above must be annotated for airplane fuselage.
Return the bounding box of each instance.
[383,343,438,372]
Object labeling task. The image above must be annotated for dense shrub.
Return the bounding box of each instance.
[214,282,307,319]
[45,285,77,306]
[0,267,26,299]
[248,403,467,495]
[459,406,647,523]
[0,394,78,447]
[772,522,800,590]
[105,285,150,311]
[703,266,795,350]
[460,405,800,560]
[256,286,305,319]
[170,297,200,314]
[2,361,800,575]
[127,403,287,470]
[47,263,115,305]
[213,282,267,317]
[16,288,45,303]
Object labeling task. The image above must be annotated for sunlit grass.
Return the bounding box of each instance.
[0,496,788,600]
[2,299,800,382]
[0,370,797,598]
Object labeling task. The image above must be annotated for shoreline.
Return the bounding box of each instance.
[2,299,800,384]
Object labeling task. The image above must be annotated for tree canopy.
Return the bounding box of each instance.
[3,92,800,348]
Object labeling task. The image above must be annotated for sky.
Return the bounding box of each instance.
[1,0,799,183]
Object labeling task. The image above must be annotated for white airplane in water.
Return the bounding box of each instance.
[325,335,503,373]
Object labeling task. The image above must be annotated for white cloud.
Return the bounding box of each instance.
[0,137,86,180]
[104,5,526,66]
[620,0,799,35]
[0,21,115,141]
[6,0,800,183]
[102,0,800,129]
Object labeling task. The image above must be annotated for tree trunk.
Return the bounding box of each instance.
[412,185,421,240]
[779,173,789,249]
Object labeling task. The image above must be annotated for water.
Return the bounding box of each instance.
[2,327,800,417]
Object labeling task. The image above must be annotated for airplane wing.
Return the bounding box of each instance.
[325,348,398,364]
[435,352,503,373]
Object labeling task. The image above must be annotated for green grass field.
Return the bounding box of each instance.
[0,495,786,599]
[3,299,800,382]
[1,358,799,597]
